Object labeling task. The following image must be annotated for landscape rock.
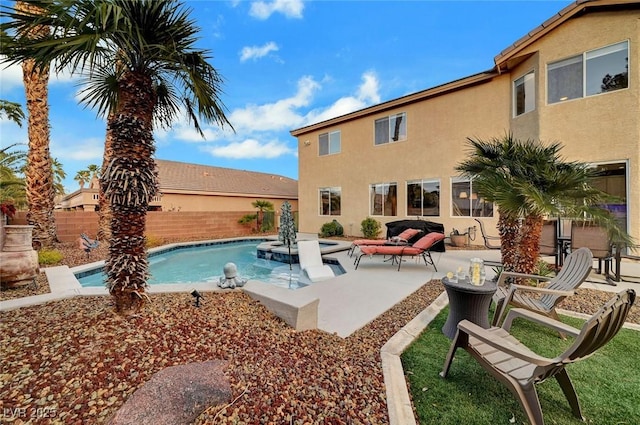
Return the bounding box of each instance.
[108,360,230,425]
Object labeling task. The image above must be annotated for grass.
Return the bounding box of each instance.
[402,307,640,424]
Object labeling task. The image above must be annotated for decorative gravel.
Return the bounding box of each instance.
[1,239,637,423]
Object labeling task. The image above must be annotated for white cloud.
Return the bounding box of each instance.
[0,56,81,92]
[249,0,304,19]
[240,42,279,62]
[205,138,295,159]
[228,75,320,132]
[51,137,104,161]
[304,71,381,125]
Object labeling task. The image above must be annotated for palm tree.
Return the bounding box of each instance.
[252,200,274,233]
[456,134,628,275]
[0,99,26,125]
[74,170,90,189]
[0,143,27,209]
[12,1,57,246]
[1,0,232,314]
[51,157,66,197]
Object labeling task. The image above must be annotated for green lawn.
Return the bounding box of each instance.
[401,308,640,424]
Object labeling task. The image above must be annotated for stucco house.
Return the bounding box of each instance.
[59,159,298,213]
[291,0,638,244]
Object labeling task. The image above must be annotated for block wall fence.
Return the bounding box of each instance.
[11,211,259,243]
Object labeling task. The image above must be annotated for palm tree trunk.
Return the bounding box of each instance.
[498,213,519,273]
[101,71,158,315]
[517,215,543,275]
[18,1,57,247]
[97,112,115,241]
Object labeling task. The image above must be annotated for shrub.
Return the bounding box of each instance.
[38,249,64,265]
[145,234,165,248]
[238,214,257,226]
[320,219,344,237]
[361,217,381,239]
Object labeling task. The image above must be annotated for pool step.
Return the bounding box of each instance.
[242,280,319,331]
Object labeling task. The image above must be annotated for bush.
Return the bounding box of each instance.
[320,219,344,237]
[238,214,257,226]
[145,234,165,248]
[38,249,64,265]
[361,217,381,239]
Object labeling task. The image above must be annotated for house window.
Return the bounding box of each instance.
[374,112,406,145]
[370,183,397,216]
[451,178,493,217]
[514,71,535,116]
[548,40,628,104]
[319,187,341,216]
[407,179,440,216]
[319,131,341,156]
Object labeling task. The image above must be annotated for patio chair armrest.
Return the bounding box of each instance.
[509,284,575,297]
[502,308,580,337]
[497,271,552,286]
[457,320,553,366]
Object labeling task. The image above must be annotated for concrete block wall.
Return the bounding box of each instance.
[12,211,258,243]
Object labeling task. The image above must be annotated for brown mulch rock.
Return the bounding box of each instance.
[108,360,231,425]
[0,281,444,424]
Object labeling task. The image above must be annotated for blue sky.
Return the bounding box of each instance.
[0,0,573,193]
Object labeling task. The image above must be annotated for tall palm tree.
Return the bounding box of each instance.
[12,1,57,246]
[456,134,628,275]
[74,170,90,189]
[1,0,232,314]
[0,143,27,209]
[252,200,274,233]
[51,157,66,197]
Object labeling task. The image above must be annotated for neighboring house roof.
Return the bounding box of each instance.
[291,0,638,136]
[156,159,298,198]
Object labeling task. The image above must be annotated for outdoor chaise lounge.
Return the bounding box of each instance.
[440,288,635,425]
[347,228,422,257]
[297,240,335,282]
[491,247,593,330]
[354,232,446,271]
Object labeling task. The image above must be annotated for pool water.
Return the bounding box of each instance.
[76,240,338,290]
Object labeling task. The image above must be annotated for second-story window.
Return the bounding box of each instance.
[374,112,406,145]
[514,71,535,116]
[548,40,628,104]
[319,131,341,156]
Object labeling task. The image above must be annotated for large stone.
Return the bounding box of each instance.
[108,360,231,425]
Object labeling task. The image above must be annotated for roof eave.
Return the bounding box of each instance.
[290,70,498,136]
[494,0,640,72]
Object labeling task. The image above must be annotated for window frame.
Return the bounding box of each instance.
[319,187,341,216]
[318,130,341,156]
[513,70,535,117]
[369,182,398,217]
[406,179,440,217]
[547,40,629,104]
[450,178,493,218]
[374,112,407,146]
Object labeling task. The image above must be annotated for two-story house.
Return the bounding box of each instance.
[291,0,638,244]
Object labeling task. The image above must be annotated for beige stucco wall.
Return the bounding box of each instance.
[159,192,298,214]
[298,76,511,239]
[296,8,639,244]
[509,10,639,242]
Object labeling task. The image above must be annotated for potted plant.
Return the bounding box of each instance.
[450,228,468,247]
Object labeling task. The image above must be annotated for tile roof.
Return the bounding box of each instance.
[156,159,298,198]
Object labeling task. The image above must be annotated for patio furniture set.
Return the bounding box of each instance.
[438,244,636,425]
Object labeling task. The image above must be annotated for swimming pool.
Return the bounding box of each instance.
[75,239,345,290]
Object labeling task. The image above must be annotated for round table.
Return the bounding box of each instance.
[441,276,497,339]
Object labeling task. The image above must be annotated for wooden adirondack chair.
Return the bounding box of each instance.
[492,247,593,328]
[440,289,635,425]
